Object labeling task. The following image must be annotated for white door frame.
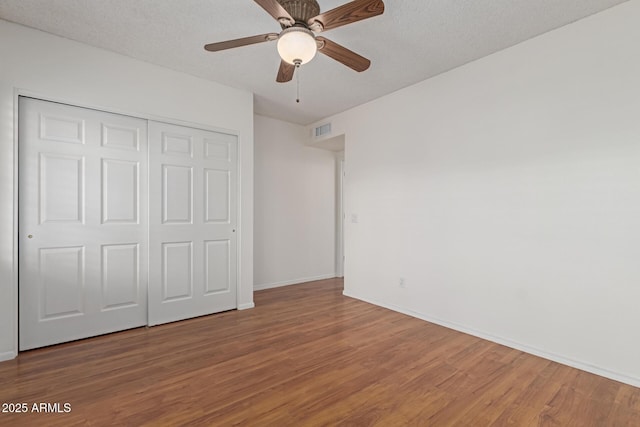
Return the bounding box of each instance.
[336,157,345,278]
[12,91,243,351]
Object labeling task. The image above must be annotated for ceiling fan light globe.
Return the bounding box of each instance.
[277,27,317,65]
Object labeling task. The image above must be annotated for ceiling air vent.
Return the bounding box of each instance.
[315,123,331,138]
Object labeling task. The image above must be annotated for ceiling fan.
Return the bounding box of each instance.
[204,0,385,83]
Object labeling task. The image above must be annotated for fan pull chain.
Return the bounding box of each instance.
[296,63,301,103]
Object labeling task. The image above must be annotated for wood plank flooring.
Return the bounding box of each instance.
[1,278,638,426]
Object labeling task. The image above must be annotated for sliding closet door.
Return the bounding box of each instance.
[19,97,148,350]
[148,121,238,325]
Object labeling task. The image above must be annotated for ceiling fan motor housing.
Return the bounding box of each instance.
[278,0,321,26]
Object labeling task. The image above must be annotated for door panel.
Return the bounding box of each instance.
[40,154,84,223]
[39,113,85,144]
[19,97,148,350]
[39,246,85,319]
[162,165,193,224]
[101,123,140,151]
[162,133,193,157]
[162,242,193,301]
[205,169,230,223]
[101,159,139,224]
[205,240,231,294]
[101,243,140,309]
[149,121,237,325]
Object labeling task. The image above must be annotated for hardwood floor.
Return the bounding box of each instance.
[1,278,638,426]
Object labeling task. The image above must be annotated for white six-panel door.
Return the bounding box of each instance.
[19,98,148,350]
[148,121,237,325]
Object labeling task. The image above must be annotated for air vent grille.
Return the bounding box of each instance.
[315,123,331,137]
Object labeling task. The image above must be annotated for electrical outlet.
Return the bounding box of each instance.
[399,277,406,288]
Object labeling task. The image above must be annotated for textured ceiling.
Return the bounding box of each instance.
[0,0,629,125]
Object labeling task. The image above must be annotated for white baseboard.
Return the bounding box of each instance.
[237,302,255,310]
[0,351,17,362]
[343,290,640,389]
[254,273,336,291]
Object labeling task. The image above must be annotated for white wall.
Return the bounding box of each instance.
[0,20,254,361]
[254,115,336,289]
[310,1,640,387]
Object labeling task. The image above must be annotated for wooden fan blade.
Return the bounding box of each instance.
[277,61,296,83]
[254,0,294,26]
[317,37,371,72]
[308,0,384,33]
[204,33,278,52]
